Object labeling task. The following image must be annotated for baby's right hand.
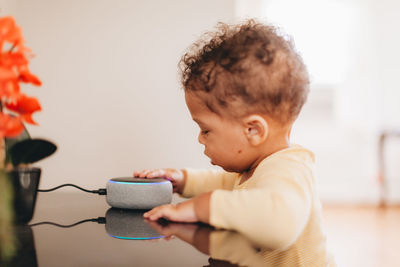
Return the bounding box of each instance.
[133,168,186,194]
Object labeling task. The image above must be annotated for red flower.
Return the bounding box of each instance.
[0,16,41,92]
[0,66,17,81]
[0,52,28,68]
[0,16,24,51]
[0,16,42,138]
[18,65,41,86]
[5,94,41,125]
[0,113,23,138]
[0,79,20,100]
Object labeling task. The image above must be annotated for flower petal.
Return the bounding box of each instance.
[0,66,17,81]
[0,113,24,138]
[5,94,41,124]
[0,52,28,68]
[0,16,23,48]
[19,68,42,86]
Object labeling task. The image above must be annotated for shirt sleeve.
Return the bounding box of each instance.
[181,169,239,198]
[209,162,313,250]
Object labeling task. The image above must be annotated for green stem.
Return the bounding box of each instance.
[0,170,16,261]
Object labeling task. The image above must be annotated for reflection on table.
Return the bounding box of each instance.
[3,206,330,267]
[1,193,334,266]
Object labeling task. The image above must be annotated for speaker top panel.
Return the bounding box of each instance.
[108,177,170,184]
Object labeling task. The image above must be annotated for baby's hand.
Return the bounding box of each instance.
[143,200,197,223]
[133,168,186,193]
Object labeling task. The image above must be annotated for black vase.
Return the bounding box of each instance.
[0,225,38,266]
[9,167,41,224]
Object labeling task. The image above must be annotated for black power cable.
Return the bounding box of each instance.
[37,184,107,195]
[29,217,106,228]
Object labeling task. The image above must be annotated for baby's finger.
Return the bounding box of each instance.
[144,204,175,221]
[143,206,163,220]
[133,171,142,177]
[146,169,166,178]
[135,169,151,178]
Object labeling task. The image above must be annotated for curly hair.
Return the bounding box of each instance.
[179,19,309,124]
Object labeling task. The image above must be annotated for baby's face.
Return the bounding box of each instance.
[185,92,256,173]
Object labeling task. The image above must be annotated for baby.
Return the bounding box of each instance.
[135,20,334,265]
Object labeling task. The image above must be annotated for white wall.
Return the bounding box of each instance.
[3,0,235,190]
[0,0,16,14]
[373,0,400,203]
[375,0,400,129]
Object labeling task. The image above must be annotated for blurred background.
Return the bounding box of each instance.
[0,0,399,204]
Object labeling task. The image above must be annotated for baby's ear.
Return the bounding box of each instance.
[242,115,269,146]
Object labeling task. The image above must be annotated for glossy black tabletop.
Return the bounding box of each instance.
[2,191,272,267]
[1,192,210,266]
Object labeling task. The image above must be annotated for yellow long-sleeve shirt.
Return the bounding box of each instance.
[182,145,335,266]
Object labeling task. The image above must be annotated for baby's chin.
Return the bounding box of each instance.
[218,163,245,173]
[209,158,247,173]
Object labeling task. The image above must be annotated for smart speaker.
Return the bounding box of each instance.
[106,177,172,210]
[105,208,164,240]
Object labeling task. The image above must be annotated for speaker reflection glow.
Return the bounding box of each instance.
[109,235,165,240]
[108,180,170,185]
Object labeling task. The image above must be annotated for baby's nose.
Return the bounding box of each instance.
[198,133,205,145]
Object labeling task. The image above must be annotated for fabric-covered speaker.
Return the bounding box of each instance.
[106,177,172,210]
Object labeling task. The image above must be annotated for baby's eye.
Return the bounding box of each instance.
[201,130,210,135]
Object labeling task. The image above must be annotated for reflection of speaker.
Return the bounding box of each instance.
[106,177,172,210]
[29,208,165,241]
[105,208,164,240]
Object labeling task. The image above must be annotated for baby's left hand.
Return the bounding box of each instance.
[143,200,198,223]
